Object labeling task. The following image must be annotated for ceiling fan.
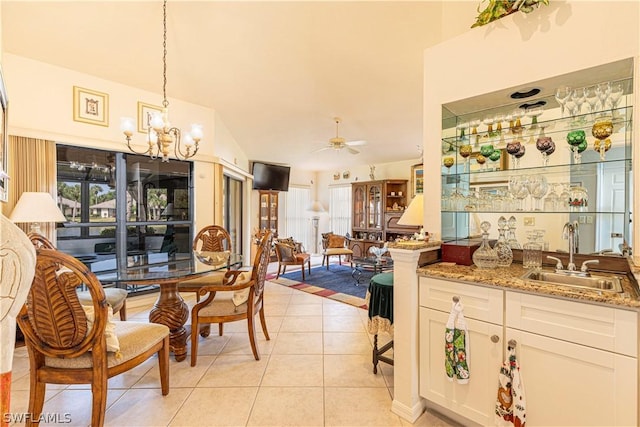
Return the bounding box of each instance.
[313,117,367,155]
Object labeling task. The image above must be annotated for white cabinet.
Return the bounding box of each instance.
[506,291,638,427]
[419,276,639,426]
[419,277,503,425]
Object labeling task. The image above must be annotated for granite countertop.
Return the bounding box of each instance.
[418,262,640,309]
[387,240,442,250]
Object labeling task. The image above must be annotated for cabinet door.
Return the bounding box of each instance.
[367,183,382,229]
[420,307,503,426]
[352,184,366,229]
[507,328,637,427]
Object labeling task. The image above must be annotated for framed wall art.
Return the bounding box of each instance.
[411,163,424,198]
[137,102,163,133]
[0,66,8,202]
[73,86,109,126]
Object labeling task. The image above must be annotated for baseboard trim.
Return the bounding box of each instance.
[391,398,425,423]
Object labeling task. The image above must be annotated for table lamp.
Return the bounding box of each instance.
[307,201,326,254]
[397,194,426,240]
[9,192,67,235]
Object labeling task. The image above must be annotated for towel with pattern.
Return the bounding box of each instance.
[444,300,469,384]
[495,345,526,427]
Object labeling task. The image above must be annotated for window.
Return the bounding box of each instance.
[223,174,243,255]
[329,185,351,236]
[280,186,311,250]
[56,146,194,292]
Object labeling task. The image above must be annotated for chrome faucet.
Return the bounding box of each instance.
[562,221,579,271]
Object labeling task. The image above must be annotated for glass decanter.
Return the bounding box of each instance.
[523,230,542,269]
[493,216,513,267]
[472,221,498,269]
[506,215,521,250]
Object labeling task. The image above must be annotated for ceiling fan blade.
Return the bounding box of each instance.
[311,146,333,154]
[346,146,360,155]
[346,140,367,146]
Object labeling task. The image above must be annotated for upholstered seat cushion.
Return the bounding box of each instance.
[44,321,169,369]
[178,271,226,291]
[77,288,127,314]
[197,291,249,318]
[295,253,310,262]
[324,248,353,256]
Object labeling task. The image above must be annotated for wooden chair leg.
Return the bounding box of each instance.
[158,336,170,395]
[118,299,127,321]
[259,305,270,341]
[219,323,224,336]
[191,317,200,367]
[307,260,311,276]
[276,264,282,278]
[27,377,46,427]
[301,264,305,280]
[247,313,260,360]
[90,365,107,427]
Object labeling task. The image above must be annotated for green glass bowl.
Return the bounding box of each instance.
[566,129,586,146]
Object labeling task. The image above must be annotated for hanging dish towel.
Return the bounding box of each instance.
[444,300,470,384]
[495,344,526,427]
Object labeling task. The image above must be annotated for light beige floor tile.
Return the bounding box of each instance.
[169,387,258,427]
[247,386,324,427]
[323,332,372,355]
[261,354,323,387]
[324,355,387,387]
[285,303,323,316]
[190,331,231,356]
[36,388,127,427]
[8,388,65,423]
[197,355,268,387]
[324,315,368,332]
[264,282,295,295]
[262,303,289,316]
[104,388,191,426]
[218,331,275,357]
[272,332,323,354]
[322,299,364,316]
[134,356,214,389]
[324,387,402,427]
[107,357,157,389]
[280,315,323,332]
[263,293,293,307]
[290,291,324,305]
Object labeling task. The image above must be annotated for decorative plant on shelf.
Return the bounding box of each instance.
[472,0,549,28]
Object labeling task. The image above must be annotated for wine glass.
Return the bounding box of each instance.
[608,82,624,112]
[543,183,560,211]
[524,106,544,144]
[509,175,529,211]
[459,144,473,172]
[456,122,469,143]
[475,153,487,171]
[526,174,548,211]
[566,129,586,164]
[510,109,524,135]
[584,86,599,114]
[592,115,613,160]
[535,136,556,166]
[596,82,611,111]
[558,183,571,211]
[443,156,455,174]
[488,148,502,171]
[480,144,494,171]
[506,141,523,169]
[572,87,586,117]
[470,119,481,146]
[554,86,572,117]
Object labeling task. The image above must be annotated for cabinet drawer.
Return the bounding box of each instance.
[506,291,638,357]
[419,277,503,325]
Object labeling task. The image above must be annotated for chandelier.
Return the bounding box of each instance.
[120,0,202,162]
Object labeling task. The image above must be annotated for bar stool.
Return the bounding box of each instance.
[367,272,394,374]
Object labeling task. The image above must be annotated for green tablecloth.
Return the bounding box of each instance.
[367,272,394,336]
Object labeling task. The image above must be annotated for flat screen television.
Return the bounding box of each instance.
[251,161,290,192]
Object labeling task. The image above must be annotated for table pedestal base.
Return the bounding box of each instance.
[373,334,394,374]
[149,282,189,362]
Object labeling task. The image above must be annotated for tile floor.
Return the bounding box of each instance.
[9,257,457,427]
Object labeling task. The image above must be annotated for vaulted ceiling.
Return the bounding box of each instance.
[2,1,475,171]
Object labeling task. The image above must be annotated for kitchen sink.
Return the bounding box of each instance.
[521,270,624,293]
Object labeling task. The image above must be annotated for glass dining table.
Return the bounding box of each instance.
[95,251,243,362]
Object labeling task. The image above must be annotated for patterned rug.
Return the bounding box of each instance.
[267,264,369,309]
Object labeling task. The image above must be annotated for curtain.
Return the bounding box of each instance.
[1,136,57,241]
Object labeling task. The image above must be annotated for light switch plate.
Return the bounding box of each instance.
[524,217,535,226]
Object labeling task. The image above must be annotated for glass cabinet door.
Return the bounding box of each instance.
[367,184,382,229]
[352,184,366,229]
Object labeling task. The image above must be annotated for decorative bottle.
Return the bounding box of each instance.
[472,221,498,269]
[493,216,513,267]
[506,215,521,250]
[523,230,542,269]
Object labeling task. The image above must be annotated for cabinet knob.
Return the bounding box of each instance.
[491,335,500,343]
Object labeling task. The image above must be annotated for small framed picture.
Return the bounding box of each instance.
[411,163,424,198]
[73,86,108,126]
[137,102,163,133]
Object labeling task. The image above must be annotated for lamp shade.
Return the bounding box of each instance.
[9,192,67,224]
[397,194,424,226]
[306,201,326,214]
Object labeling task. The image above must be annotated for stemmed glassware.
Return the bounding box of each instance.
[555,86,572,118]
[558,183,571,211]
[459,144,473,172]
[443,156,455,174]
[584,86,599,114]
[592,114,613,160]
[535,135,555,166]
[572,88,586,117]
[566,129,587,164]
[480,144,494,171]
[596,82,611,111]
[509,175,529,211]
[506,141,523,169]
[609,82,624,111]
[470,119,481,147]
[543,183,560,211]
[526,174,548,211]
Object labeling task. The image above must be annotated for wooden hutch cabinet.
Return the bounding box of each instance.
[258,191,278,236]
[349,180,419,257]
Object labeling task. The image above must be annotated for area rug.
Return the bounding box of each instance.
[267,264,370,309]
